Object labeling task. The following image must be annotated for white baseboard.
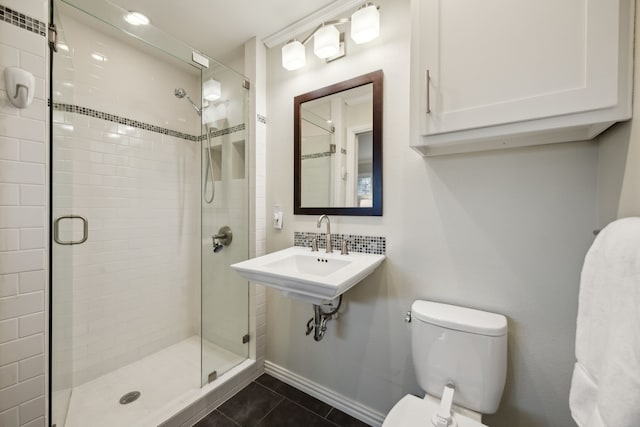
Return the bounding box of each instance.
[264,360,386,427]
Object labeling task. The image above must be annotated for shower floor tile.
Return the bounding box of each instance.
[63,335,245,427]
[195,374,371,427]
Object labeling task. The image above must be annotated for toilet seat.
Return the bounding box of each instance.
[382,394,487,427]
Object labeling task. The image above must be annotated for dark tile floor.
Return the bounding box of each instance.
[194,374,371,427]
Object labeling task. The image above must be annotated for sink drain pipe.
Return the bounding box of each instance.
[306,296,343,342]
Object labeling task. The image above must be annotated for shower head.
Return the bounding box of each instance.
[174,87,201,116]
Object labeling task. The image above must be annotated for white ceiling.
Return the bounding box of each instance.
[107,0,341,60]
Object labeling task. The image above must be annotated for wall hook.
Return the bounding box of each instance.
[4,67,35,109]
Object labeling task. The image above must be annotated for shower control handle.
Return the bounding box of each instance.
[212,226,232,246]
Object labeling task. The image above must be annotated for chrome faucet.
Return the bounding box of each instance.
[316,214,332,253]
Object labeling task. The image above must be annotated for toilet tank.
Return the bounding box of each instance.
[411,300,508,414]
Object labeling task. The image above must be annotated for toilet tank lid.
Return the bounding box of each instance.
[411,301,507,337]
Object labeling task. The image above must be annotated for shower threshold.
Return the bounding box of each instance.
[62,336,247,427]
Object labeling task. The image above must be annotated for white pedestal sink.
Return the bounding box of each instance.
[230,246,385,304]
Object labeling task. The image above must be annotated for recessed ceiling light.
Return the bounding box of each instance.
[124,11,150,26]
[91,52,107,62]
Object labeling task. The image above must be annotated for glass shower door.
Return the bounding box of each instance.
[200,65,250,385]
[49,1,252,424]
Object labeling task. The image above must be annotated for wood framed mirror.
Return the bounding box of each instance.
[294,70,383,216]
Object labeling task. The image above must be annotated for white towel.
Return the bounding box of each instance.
[569,217,640,427]
[570,364,605,427]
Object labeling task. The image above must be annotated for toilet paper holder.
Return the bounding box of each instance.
[4,67,35,109]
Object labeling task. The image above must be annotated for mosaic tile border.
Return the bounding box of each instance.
[0,4,46,37]
[53,102,245,142]
[210,123,245,138]
[53,103,198,141]
[294,231,386,255]
[301,152,333,160]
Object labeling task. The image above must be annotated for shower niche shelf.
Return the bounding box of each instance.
[206,145,222,181]
[231,140,245,179]
[205,139,245,182]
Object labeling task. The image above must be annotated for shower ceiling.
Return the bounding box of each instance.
[108,0,341,60]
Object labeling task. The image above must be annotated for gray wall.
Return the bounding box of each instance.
[597,7,640,223]
[264,0,601,426]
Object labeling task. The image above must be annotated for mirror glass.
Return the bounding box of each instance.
[294,70,382,216]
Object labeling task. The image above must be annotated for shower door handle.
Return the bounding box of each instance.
[54,215,88,245]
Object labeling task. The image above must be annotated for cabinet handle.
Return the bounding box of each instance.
[425,69,431,114]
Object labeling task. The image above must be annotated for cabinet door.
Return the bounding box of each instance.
[414,0,622,136]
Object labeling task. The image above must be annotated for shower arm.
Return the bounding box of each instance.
[174,87,201,116]
[174,87,214,203]
[185,94,201,115]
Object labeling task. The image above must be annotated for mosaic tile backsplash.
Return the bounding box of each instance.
[294,232,386,255]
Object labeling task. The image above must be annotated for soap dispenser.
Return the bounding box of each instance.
[4,67,35,109]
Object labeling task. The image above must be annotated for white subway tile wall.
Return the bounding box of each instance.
[56,12,200,136]
[52,111,201,386]
[199,123,250,363]
[0,3,48,426]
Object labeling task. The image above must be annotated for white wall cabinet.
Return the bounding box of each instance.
[410,0,634,156]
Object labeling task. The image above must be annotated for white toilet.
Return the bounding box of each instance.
[383,300,508,427]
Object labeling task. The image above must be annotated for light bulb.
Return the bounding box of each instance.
[124,12,150,26]
[282,40,306,71]
[351,4,380,44]
[314,25,340,59]
[91,52,107,62]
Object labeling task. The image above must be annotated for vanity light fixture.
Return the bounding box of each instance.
[280,2,380,71]
[203,78,221,101]
[124,11,150,26]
